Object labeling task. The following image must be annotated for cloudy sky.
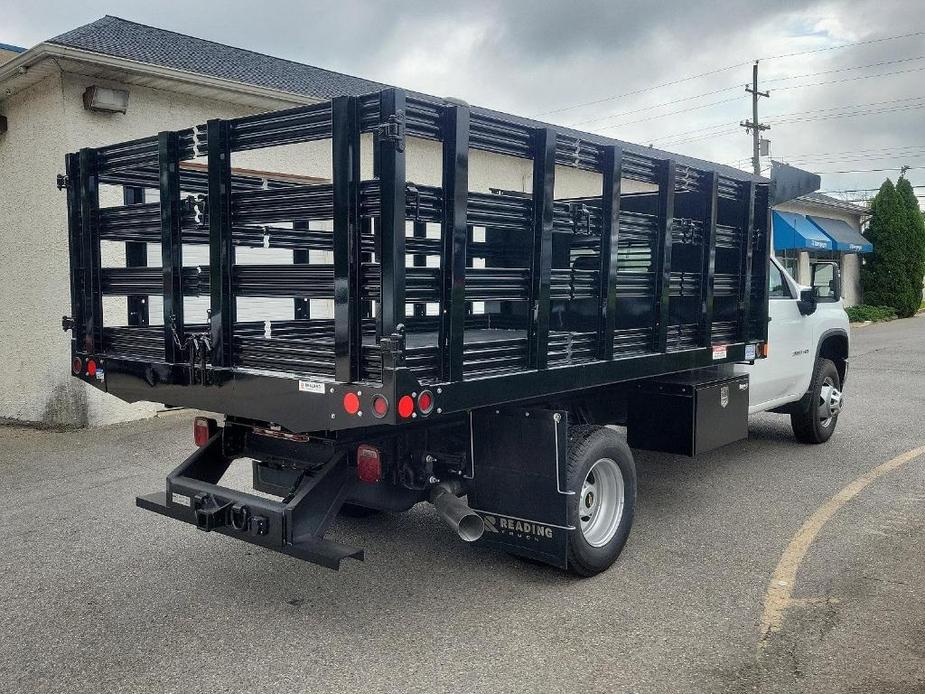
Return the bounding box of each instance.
[3,0,924,204]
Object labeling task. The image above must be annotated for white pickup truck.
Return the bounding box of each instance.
[739,257,849,444]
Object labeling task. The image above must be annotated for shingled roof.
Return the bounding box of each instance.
[45,16,764,183]
[49,15,385,98]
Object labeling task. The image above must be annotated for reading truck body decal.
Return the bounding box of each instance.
[478,513,571,542]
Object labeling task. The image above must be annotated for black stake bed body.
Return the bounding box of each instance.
[63,86,769,570]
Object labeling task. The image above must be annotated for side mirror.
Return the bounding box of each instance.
[810,261,841,303]
[797,288,817,316]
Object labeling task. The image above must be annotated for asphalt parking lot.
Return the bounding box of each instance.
[1,316,923,694]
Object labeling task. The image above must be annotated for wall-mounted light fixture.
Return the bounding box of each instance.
[82,86,129,114]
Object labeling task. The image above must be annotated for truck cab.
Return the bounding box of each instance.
[738,256,849,442]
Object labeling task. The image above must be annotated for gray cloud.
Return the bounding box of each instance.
[3,0,924,199]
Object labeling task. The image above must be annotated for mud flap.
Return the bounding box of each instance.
[466,407,574,568]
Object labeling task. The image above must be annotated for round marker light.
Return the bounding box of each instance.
[342,392,360,415]
[397,395,414,419]
[417,390,434,415]
[86,359,97,377]
[372,395,389,418]
[72,357,83,375]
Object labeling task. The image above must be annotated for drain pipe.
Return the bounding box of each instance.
[429,479,484,542]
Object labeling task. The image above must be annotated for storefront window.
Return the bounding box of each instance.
[777,250,798,280]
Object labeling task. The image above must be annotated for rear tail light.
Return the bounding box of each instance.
[85,359,97,377]
[371,395,389,418]
[397,395,414,419]
[72,357,83,375]
[356,444,382,483]
[193,417,217,447]
[417,390,434,415]
[342,392,360,415]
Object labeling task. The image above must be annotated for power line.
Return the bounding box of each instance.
[763,54,925,84]
[537,62,749,117]
[536,29,925,117]
[772,64,925,91]
[812,166,925,174]
[760,30,925,61]
[565,84,741,127]
[648,94,925,144]
[578,59,925,131]
[593,95,742,130]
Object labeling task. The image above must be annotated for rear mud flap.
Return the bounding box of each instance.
[467,407,573,569]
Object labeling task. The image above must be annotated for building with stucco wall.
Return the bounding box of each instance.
[0,16,764,428]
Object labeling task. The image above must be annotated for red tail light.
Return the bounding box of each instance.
[397,395,414,418]
[193,417,217,447]
[356,444,382,483]
[72,357,83,375]
[342,392,360,415]
[85,359,97,377]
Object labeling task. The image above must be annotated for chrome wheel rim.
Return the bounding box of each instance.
[579,457,625,547]
[818,376,842,428]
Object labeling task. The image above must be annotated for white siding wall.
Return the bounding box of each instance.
[0,66,653,427]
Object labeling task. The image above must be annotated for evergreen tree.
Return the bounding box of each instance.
[861,178,925,317]
[896,177,925,312]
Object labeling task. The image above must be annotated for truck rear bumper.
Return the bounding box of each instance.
[137,430,364,571]
[137,492,363,570]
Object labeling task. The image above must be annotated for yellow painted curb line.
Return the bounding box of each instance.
[759,443,925,645]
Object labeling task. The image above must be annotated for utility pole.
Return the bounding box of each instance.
[740,60,770,176]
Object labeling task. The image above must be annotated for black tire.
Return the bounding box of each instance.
[339,503,382,518]
[791,358,842,444]
[565,425,637,576]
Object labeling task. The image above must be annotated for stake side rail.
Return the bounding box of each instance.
[63,87,770,432]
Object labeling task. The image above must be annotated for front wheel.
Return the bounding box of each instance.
[566,425,637,576]
[791,358,842,444]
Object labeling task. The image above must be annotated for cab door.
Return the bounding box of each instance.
[743,259,814,409]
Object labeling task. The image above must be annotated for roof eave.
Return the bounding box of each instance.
[0,42,322,106]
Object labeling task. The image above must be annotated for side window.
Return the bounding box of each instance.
[768,262,792,299]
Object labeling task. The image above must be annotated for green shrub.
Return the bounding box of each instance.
[845,304,897,323]
[861,178,925,317]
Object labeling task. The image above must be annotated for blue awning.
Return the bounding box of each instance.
[807,215,873,253]
[772,211,833,252]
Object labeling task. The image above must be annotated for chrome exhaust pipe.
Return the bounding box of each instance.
[430,480,484,542]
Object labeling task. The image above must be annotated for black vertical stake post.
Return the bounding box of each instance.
[159,131,184,363]
[65,153,85,352]
[207,119,234,367]
[377,88,407,339]
[78,147,103,354]
[653,159,676,353]
[738,181,756,341]
[332,96,361,382]
[412,221,427,318]
[597,146,622,361]
[293,222,310,320]
[293,234,310,320]
[439,102,469,382]
[528,128,556,370]
[123,186,149,327]
[700,172,718,347]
